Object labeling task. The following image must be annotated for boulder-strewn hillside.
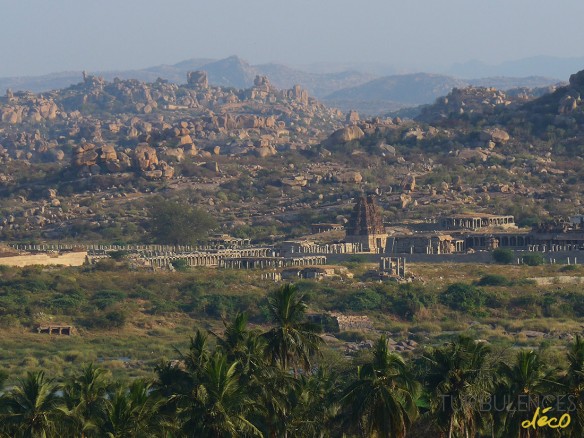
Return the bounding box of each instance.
[0,70,343,172]
[2,63,584,244]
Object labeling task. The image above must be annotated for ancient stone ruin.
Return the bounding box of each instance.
[37,325,73,335]
[345,195,388,252]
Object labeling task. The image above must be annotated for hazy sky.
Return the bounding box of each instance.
[2,0,584,77]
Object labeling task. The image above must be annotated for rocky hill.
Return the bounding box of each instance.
[0,71,343,173]
[324,73,561,114]
[0,56,375,100]
[2,64,584,244]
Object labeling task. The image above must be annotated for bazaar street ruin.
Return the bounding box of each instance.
[4,195,584,282]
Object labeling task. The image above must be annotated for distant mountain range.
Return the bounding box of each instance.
[0,56,376,99]
[323,74,563,114]
[447,55,584,80]
[0,56,566,115]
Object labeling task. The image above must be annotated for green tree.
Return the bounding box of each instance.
[563,336,584,437]
[173,352,262,437]
[262,284,323,373]
[0,371,63,437]
[343,336,418,438]
[522,253,545,266]
[439,283,486,314]
[422,336,492,438]
[61,363,111,437]
[494,350,561,438]
[289,367,342,438]
[101,380,160,438]
[147,198,216,245]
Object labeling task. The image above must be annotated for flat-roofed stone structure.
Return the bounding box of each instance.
[439,213,516,230]
[37,325,73,335]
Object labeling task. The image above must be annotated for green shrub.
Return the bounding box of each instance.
[171,259,189,272]
[493,248,514,264]
[343,288,382,311]
[109,250,129,261]
[336,330,369,342]
[440,283,486,314]
[522,253,544,266]
[389,284,435,321]
[391,291,422,321]
[91,290,126,310]
[82,310,127,329]
[477,274,511,286]
[50,292,84,312]
[565,292,584,317]
[0,369,7,390]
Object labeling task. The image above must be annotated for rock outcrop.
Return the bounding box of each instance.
[400,174,416,192]
[330,125,365,143]
[187,71,209,89]
[133,143,159,171]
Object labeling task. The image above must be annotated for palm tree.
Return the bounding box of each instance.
[60,363,110,437]
[495,349,562,438]
[181,329,211,376]
[101,379,160,438]
[563,336,584,437]
[214,312,265,380]
[0,370,63,438]
[343,336,419,438]
[422,336,492,438]
[0,369,7,390]
[173,352,262,437]
[289,367,342,438]
[215,312,250,359]
[250,364,299,438]
[262,284,323,374]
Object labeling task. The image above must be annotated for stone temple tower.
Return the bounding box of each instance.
[345,195,388,253]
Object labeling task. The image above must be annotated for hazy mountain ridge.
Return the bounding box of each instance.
[448,55,584,80]
[0,56,564,111]
[325,73,469,105]
[323,73,562,114]
[0,56,375,99]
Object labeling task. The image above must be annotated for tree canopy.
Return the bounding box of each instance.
[147,197,216,245]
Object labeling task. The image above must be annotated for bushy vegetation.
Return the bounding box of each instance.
[493,248,514,264]
[476,274,512,286]
[439,282,487,315]
[522,253,545,266]
[146,197,217,245]
[0,286,583,437]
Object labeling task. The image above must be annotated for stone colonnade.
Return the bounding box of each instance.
[220,256,327,269]
[284,242,363,254]
[143,248,273,269]
[11,242,254,253]
[379,257,406,277]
